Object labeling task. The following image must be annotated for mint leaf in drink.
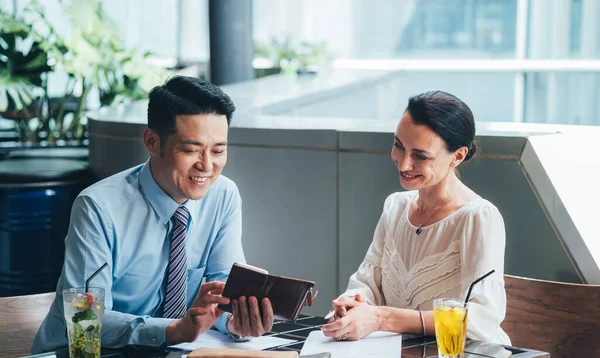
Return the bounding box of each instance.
[72,308,97,323]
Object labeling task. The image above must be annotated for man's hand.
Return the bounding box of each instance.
[321,294,380,341]
[166,281,230,344]
[227,296,274,337]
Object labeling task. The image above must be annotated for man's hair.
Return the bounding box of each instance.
[147,76,235,151]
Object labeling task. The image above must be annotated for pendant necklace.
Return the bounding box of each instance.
[415,197,453,235]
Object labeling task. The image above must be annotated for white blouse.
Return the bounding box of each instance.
[342,191,511,345]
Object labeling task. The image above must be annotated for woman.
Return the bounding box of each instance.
[321,91,510,345]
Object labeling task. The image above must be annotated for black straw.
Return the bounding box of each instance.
[463,269,495,308]
[85,263,108,293]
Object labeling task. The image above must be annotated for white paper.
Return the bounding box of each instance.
[167,329,297,351]
[300,330,402,358]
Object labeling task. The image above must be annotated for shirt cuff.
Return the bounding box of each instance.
[214,312,232,334]
[137,317,173,347]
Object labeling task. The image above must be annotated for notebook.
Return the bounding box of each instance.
[168,329,297,351]
[299,330,403,358]
[218,262,316,322]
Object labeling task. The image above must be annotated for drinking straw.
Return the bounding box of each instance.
[463,269,495,308]
[85,262,108,293]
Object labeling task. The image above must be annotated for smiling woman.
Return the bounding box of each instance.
[321,91,511,346]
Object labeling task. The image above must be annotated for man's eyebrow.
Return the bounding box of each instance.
[178,140,228,146]
[394,136,432,155]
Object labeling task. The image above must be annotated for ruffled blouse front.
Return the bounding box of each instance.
[343,191,511,345]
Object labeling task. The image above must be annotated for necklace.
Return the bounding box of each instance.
[415,197,452,235]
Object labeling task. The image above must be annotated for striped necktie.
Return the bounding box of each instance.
[163,206,190,319]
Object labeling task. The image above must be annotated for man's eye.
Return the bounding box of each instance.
[213,150,225,155]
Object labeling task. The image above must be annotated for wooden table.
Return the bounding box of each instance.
[0,292,55,358]
[13,314,549,358]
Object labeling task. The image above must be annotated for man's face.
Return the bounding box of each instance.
[146,114,229,204]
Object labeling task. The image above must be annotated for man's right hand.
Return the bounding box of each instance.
[166,281,230,344]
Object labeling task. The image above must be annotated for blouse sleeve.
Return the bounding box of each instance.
[460,202,511,345]
[341,194,398,306]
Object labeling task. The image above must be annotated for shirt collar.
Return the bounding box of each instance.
[139,160,197,225]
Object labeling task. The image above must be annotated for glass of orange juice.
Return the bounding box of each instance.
[433,298,468,358]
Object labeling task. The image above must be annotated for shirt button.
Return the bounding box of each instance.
[151,338,157,344]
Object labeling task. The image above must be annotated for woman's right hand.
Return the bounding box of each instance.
[328,293,365,322]
[322,293,379,341]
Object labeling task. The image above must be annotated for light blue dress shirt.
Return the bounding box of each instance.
[32,161,245,353]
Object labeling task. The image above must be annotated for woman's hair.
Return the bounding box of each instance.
[405,90,477,161]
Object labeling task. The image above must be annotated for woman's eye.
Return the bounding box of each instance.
[213,150,225,155]
[414,154,428,161]
[394,143,404,150]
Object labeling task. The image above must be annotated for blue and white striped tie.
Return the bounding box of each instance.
[163,206,190,319]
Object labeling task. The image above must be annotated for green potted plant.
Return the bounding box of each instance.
[0,8,50,142]
[0,0,170,146]
[254,37,333,78]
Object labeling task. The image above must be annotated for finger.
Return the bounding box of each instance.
[321,315,350,332]
[354,294,366,302]
[261,297,274,332]
[207,287,225,296]
[322,328,337,338]
[202,294,230,306]
[232,299,241,329]
[248,297,264,336]
[335,296,361,308]
[199,281,225,297]
[335,305,347,318]
[239,296,252,335]
[188,306,210,317]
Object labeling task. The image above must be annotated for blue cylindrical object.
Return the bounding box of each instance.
[0,157,91,297]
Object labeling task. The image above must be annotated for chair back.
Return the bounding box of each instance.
[0,292,55,357]
[502,274,600,358]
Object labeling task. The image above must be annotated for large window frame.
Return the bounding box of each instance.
[327,0,600,124]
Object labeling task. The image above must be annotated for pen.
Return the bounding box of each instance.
[324,310,336,320]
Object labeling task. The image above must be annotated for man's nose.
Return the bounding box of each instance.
[196,152,214,172]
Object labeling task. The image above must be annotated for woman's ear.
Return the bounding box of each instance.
[453,146,469,167]
[143,128,161,157]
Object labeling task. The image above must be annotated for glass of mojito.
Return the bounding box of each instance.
[63,287,104,358]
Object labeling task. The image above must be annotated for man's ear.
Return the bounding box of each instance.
[143,128,161,157]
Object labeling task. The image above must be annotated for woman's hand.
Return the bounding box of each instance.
[327,293,365,322]
[321,294,380,341]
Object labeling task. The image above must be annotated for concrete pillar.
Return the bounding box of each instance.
[209,0,254,85]
[546,0,571,124]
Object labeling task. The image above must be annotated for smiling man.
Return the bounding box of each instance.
[32,76,274,353]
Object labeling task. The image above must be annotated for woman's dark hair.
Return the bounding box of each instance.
[405,90,477,161]
[147,75,235,152]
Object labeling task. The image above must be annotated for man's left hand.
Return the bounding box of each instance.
[227,296,274,337]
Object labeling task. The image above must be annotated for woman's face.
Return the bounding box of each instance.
[390,111,457,191]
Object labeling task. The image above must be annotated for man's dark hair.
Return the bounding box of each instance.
[406,90,477,161]
[147,76,235,151]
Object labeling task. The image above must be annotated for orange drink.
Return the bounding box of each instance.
[433,298,468,358]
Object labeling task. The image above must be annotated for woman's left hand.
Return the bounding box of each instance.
[321,294,380,341]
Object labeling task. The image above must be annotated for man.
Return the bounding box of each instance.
[32,76,274,353]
